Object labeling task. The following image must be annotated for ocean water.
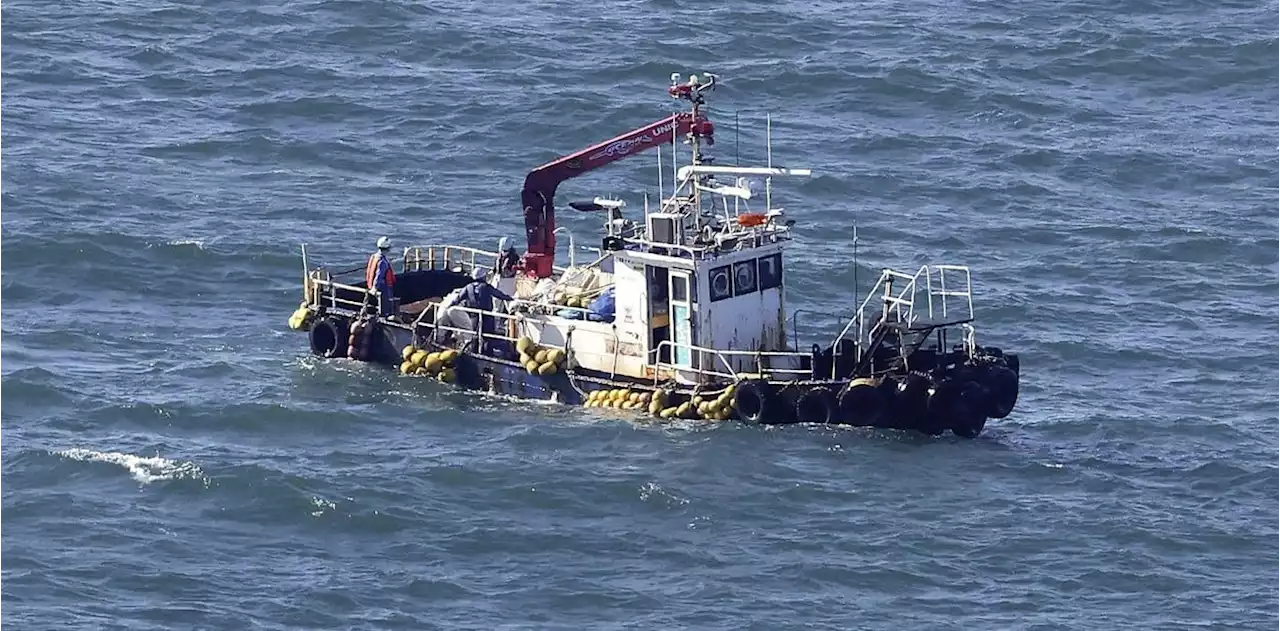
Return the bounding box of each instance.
[3,0,1277,628]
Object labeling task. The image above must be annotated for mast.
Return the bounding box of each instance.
[675,73,716,235]
[689,76,703,234]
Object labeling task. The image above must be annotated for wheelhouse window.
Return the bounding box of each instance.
[671,274,689,302]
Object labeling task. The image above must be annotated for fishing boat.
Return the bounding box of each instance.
[286,72,1021,437]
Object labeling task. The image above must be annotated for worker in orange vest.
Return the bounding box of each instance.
[366,236,397,318]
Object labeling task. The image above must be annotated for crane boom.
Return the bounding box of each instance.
[516,75,718,278]
[518,112,705,278]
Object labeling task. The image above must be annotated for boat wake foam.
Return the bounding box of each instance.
[55,448,207,485]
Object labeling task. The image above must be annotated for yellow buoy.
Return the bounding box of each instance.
[676,402,692,418]
[402,345,416,361]
[410,350,428,366]
[534,349,549,364]
[424,357,444,373]
[659,407,677,419]
[288,307,312,330]
[440,349,459,363]
[525,359,540,374]
[516,337,535,354]
[536,362,557,376]
[438,368,456,383]
[648,400,663,415]
[547,349,566,365]
[400,361,414,374]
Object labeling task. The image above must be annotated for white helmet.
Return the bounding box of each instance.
[498,237,511,252]
[472,266,487,280]
[376,236,391,250]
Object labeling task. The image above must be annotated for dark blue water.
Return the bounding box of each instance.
[4,0,1277,628]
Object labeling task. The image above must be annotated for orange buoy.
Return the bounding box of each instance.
[736,213,767,227]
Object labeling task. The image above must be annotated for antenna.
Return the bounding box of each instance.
[657,145,664,199]
[852,224,859,318]
[644,192,651,236]
[671,118,678,201]
[735,110,740,166]
[765,112,773,212]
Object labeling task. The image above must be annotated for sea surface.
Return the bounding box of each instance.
[3,0,1277,628]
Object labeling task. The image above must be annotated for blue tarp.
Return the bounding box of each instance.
[555,286,615,322]
[588,286,616,322]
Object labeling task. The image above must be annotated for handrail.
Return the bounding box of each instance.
[925,264,974,321]
[831,266,924,347]
[402,245,500,276]
[401,243,578,276]
[310,276,372,312]
[650,340,738,383]
[826,264,976,366]
[648,340,812,385]
[552,227,576,268]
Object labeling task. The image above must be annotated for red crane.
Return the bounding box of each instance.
[518,75,717,278]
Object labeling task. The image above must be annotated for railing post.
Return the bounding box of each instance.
[938,266,947,320]
[881,274,893,323]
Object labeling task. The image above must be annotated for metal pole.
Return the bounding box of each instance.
[300,243,309,302]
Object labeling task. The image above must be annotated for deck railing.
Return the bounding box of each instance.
[649,340,812,385]
[828,264,975,360]
[306,271,815,384]
[400,244,576,277]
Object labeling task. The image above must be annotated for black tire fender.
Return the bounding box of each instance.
[921,378,960,436]
[795,387,837,424]
[985,366,1019,419]
[732,380,771,424]
[892,372,932,431]
[309,318,349,358]
[837,378,885,426]
[951,380,990,439]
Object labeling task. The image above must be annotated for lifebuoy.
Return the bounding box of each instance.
[984,365,1019,419]
[838,378,884,426]
[309,318,349,358]
[795,387,837,424]
[732,380,771,424]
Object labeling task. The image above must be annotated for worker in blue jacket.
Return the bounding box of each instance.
[459,267,515,352]
[462,267,514,315]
